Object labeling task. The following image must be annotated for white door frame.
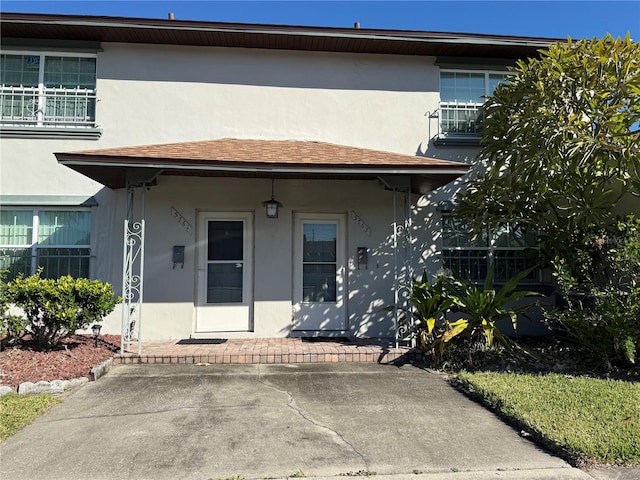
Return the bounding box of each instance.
[196,211,253,332]
[292,212,347,333]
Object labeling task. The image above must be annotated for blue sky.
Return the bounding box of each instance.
[1,1,638,39]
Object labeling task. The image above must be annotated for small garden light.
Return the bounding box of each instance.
[91,324,102,347]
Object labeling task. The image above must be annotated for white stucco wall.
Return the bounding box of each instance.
[1,43,459,194]
[1,40,482,339]
[94,43,441,154]
[97,176,415,340]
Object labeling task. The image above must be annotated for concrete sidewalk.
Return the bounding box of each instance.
[1,363,592,480]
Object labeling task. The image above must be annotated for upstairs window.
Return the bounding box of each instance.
[439,70,507,138]
[441,215,539,283]
[0,209,91,281]
[0,53,97,129]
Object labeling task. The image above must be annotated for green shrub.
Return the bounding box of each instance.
[549,215,640,368]
[0,271,27,347]
[5,271,121,350]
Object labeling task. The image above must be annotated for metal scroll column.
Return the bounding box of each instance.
[120,169,160,354]
[393,184,414,348]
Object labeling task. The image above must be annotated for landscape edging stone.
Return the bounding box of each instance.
[4,357,116,396]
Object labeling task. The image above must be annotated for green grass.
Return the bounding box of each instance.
[0,393,61,441]
[454,372,640,467]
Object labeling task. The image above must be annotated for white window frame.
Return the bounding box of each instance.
[0,50,98,129]
[440,214,540,283]
[439,69,509,138]
[0,208,92,279]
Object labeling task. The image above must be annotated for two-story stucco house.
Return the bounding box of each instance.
[0,13,557,350]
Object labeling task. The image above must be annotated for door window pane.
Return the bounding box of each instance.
[207,263,243,303]
[303,264,336,302]
[302,223,337,303]
[303,224,336,262]
[208,221,243,261]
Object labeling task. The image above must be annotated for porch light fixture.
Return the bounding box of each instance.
[262,179,283,219]
[91,324,102,347]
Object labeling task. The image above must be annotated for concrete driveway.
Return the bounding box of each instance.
[1,363,591,480]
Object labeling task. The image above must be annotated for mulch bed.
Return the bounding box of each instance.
[0,334,121,391]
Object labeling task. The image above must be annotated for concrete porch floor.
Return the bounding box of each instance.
[115,337,422,365]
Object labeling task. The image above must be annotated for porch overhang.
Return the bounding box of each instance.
[55,138,469,194]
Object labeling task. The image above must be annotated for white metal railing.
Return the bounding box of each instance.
[0,86,97,128]
[439,102,483,136]
[442,248,540,283]
[0,246,91,280]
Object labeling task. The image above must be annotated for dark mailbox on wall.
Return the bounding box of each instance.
[173,245,185,268]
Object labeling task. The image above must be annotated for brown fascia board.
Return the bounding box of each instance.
[56,151,469,190]
[55,152,469,174]
[0,12,562,58]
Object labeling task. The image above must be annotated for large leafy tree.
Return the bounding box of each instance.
[457,34,640,256]
[455,35,640,368]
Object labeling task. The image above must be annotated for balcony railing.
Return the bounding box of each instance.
[439,102,483,137]
[0,86,97,128]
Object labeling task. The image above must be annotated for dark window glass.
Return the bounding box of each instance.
[208,221,243,261]
[302,264,336,303]
[303,224,336,262]
[207,263,243,303]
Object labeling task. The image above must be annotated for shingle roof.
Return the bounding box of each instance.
[63,138,463,167]
[56,138,469,190]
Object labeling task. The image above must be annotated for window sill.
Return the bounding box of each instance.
[0,126,102,140]
[433,136,481,147]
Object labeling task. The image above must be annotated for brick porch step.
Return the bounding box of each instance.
[114,338,422,365]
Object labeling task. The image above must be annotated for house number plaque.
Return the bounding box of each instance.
[351,210,371,236]
[171,207,193,235]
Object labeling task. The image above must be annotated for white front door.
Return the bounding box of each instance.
[196,212,253,332]
[292,213,347,332]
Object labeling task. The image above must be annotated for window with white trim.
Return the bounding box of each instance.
[439,70,508,137]
[441,215,539,283]
[0,52,97,128]
[0,209,91,280]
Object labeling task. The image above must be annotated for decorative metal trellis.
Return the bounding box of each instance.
[392,185,414,348]
[121,179,148,354]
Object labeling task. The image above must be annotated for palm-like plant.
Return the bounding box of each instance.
[406,272,456,350]
[434,266,542,363]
